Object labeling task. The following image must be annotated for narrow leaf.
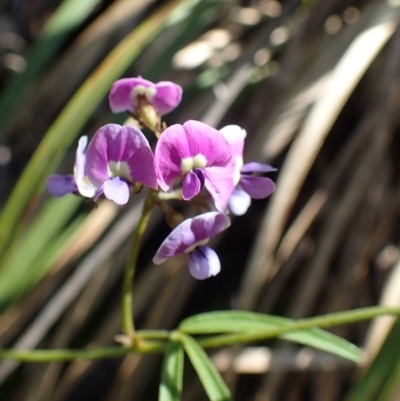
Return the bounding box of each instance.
[179,333,231,401]
[159,340,184,401]
[180,311,361,363]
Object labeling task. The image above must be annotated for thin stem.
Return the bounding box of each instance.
[197,305,400,348]
[0,341,165,363]
[0,347,129,363]
[122,191,155,337]
[2,305,400,363]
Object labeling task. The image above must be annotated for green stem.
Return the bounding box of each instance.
[0,347,129,363]
[0,341,165,363]
[197,305,400,348]
[3,305,400,363]
[122,192,155,337]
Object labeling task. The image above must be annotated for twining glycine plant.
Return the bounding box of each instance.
[47,77,276,280]
[31,76,396,400]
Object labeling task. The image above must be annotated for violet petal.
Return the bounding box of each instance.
[46,174,77,197]
[103,178,130,205]
[153,212,230,265]
[240,176,276,199]
[182,171,201,200]
[188,246,221,280]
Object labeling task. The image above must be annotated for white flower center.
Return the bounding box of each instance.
[108,161,131,181]
[184,238,209,253]
[180,154,207,174]
[130,85,156,105]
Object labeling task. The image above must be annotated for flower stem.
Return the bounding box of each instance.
[122,191,155,337]
[197,305,400,348]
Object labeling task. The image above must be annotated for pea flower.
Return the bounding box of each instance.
[153,212,231,280]
[219,125,276,216]
[154,120,235,210]
[109,77,182,116]
[84,124,158,205]
[46,136,97,198]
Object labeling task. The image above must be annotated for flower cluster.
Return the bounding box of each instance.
[47,76,276,280]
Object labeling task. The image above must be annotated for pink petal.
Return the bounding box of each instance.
[86,124,157,189]
[109,77,154,113]
[154,120,232,191]
[204,165,236,211]
[153,81,183,115]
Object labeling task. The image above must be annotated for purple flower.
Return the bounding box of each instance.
[154,120,235,210]
[219,125,276,216]
[109,77,182,116]
[46,136,97,198]
[153,212,231,280]
[85,124,158,205]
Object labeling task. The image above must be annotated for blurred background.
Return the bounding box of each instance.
[0,0,400,400]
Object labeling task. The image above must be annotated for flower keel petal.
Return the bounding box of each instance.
[189,246,221,280]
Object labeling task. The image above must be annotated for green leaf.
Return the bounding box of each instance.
[179,333,231,401]
[179,311,361,363]
[159,340,184,401]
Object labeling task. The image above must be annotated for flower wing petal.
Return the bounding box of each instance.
[103,178,130,205]
[153,219,196,264]
[153,212,230,265]
[240,176,276,199]
[46,175,77,197]
[241,162,277,174]
[189,211,231,240]
[182,171,201,200]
